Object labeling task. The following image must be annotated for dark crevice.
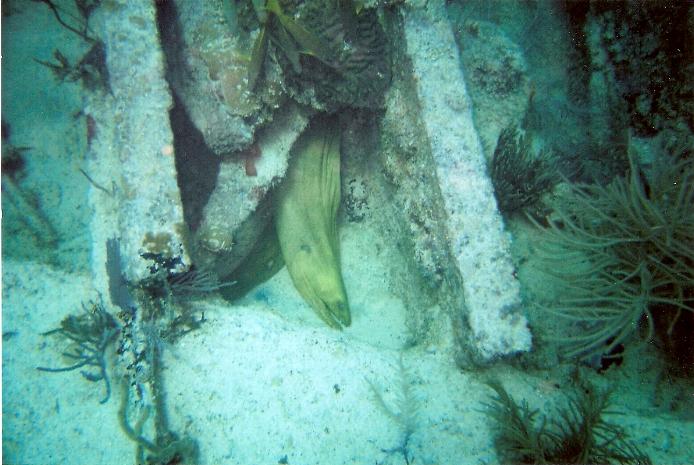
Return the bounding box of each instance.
[154,1,220,232]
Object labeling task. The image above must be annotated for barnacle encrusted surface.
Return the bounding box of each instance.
[276,0,391,111]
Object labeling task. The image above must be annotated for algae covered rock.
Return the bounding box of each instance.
[192,103,310,277]
[242,0,391,111]
[160,0,286,156]
[285,0,390,110]
[451,18,530,158]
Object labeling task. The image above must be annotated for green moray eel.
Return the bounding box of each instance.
[219,216,285,302]
[275,117,351,329]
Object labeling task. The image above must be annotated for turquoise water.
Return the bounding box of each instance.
[2,1,693,464]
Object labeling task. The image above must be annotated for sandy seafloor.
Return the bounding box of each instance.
[3,2,694,465]
[4,225,694,465]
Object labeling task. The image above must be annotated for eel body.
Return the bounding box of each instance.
[275,118,351,329]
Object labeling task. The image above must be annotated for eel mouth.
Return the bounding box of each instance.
[318,297,351,330]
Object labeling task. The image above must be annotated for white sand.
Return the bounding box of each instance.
[4,218,694,464]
